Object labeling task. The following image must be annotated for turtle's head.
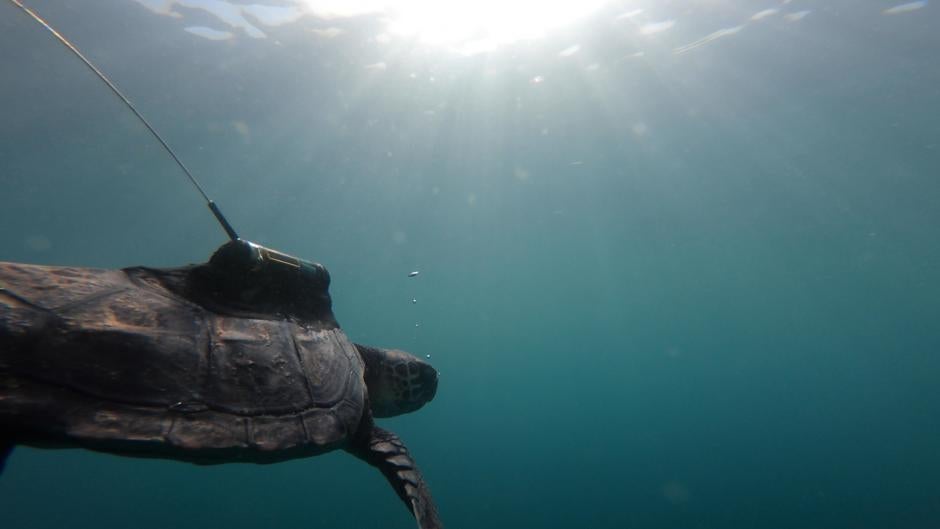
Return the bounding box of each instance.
[356,344,438,418]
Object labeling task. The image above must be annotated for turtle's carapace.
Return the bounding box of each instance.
[0,243,443,529]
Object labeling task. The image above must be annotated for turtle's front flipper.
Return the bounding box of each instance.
[0,440,12,475]
[348,425,442,529]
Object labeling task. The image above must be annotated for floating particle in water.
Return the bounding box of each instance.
[426,354,431,359]
[412,298,417,304]
[184,26,235,41]
[25,235,52,251]
[415,323,420,327]
[558,44,580,57]
[883,1,927,15]
[408,271,420,277]
[784,10,811,22]
[662,481,691,504]
[639,19,675,35]
[750,8,778,20]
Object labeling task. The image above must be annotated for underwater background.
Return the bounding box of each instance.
[1,0,939,528]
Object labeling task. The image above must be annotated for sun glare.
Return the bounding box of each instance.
[303,0,610,54]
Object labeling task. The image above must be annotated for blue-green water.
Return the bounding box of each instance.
[2,1,939,527]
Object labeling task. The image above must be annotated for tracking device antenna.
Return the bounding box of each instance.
[9,0,240,241]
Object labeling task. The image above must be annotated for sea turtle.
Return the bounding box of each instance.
[0,239,442,528]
